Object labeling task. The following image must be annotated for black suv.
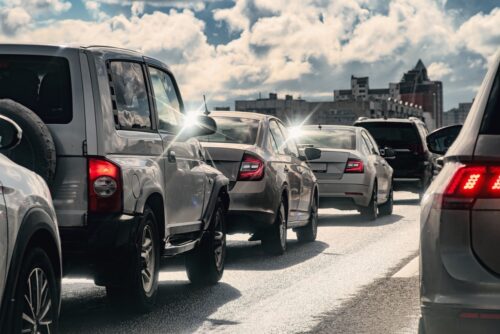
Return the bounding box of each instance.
[354,117,433,196]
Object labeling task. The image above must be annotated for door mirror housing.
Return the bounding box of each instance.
[300,147,321,161]
[0,115,22,150]
[426,124,462,155]
[180,115,217,141]
[380,147,395,159]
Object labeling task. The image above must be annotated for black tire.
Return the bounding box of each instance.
[185,197,226,285]
[262,198,287,255]
[106,206,160,313]
[0,99,56,186]
[11,248,60,334]
[418,317,426,334]
[379,186,393,216]
[296,196,318,242]
[360,183,378,221]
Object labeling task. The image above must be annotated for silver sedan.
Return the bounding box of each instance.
[294,125,394,220]
[198,112,320,255]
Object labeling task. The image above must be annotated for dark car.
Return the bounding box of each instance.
[354,117,433,197]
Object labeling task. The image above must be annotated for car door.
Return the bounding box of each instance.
[362,131,390,198]
[279,123,312,220]
[0,172,7,305]
[269,120,301,221]
[146,65,205,230]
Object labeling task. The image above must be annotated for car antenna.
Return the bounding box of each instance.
[203,95,210,115]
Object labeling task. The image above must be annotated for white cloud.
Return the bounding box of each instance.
[84,0,109,20]
[131,1,145,16]
[428,62,452,79]
[0,7,31,35]
[7,0,71,16]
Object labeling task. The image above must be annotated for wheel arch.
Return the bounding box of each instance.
[144,192,166,247]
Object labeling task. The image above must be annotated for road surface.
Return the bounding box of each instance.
[59,191,421,334]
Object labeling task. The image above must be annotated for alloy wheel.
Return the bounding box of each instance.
[213,208,226,271]
[21,268,53,334]
[141,224,155,295]
[279,203,287,250]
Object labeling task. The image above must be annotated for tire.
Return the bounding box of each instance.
[296,196,318,242]
[185,197,226,285]
[418,317,426,334]
[106,206,160,313]
[379,186,393,216]
[360,183,378,221]
[11,248,60,334]
[0,99,56,186]
[262,198,287,255]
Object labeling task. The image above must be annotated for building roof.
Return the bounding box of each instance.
[368,88,390,94]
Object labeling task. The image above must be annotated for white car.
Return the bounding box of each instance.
[0,115,61,334]
[294,125,394,220]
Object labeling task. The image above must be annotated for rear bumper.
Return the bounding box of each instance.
[317,181,370,207]
[59,213,139,282]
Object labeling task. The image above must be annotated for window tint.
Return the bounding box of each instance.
[148,67,183,132]
[109,61,151,130]
[358,122,420,149]
[480,67,500,134]
[0,55,72,124]
[296,128,356,150]
[199,116,260,144]
[269,120,287,154]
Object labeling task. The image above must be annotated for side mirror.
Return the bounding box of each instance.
[301,147,321,161]
[0,115,22,150]
[180,115,217,140]
[380,147,395,159]
[426,124,462,155]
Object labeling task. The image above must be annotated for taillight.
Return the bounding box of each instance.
[88,158,122,214]
[238,154,265,181]
[345,159,364,173]
[442,165,500,210]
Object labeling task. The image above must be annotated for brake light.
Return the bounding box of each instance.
[88,158,122,214]
[238,154,265,181]
[345,159,364,173]
[442,165,500,209]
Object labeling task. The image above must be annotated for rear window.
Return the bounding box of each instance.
[199,116,259,144]
[0,55,72,124]
[296,128,356,150]
[357,122,419,149]
[480,66,500,134]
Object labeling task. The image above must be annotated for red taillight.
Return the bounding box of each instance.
[442,165,500,209]
[238,154,265,181]
[88,158,122,214]
[345,159,364,173]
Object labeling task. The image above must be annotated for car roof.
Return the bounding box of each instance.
[354,118,422,124]
[300,124,358,131]
[0,43,143,57]
[209,111,275,121]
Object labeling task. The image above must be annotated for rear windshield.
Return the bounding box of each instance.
[0,55,72,124]
[296,128,356,150]
[199,116,260,144]
[480,66,500,134]
[357,122,419,149]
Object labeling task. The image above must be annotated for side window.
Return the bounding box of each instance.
[109,61,151,130]
[269,121,287,155]
[366,132,380,153]
[361,132,377,154]
[360,136,371,156]
[148,67,183,133]
[268,130,279,153]
[278,122,299,157]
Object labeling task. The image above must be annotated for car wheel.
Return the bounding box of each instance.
[106,206,160,313]
[379,186,393,216]
[12,248,59,334]
[185,197,226,285]
[262,198,287,255]
[360,183,378,221]
[418,317,426,334]
[296,196,318,242]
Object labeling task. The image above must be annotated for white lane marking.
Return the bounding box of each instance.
[392,256,419,278]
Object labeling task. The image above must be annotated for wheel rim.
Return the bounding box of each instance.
[141,224,155,295]
[372,187,378,217]
[213,208,226,271]
[22,268,53,334]
[311,200,318,236]
[279,203,287,250]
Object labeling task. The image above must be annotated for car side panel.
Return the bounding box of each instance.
[0,180,7,308]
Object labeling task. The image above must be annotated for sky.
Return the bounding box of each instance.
[0,0,498,112]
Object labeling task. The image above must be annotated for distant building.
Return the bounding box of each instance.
[334,76,395,102]
[235,93,422,126]
[395,60,443,130]
[214,106,231,111]
[443,101,473,126]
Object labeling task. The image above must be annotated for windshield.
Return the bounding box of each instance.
[199,116,260,144]
[357,123,419,149]
[296,128,356,149]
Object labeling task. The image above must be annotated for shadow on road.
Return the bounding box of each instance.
[224,239,329,271]
[59,281,241,334]
[394,198,421,205]
[318,213,404,227]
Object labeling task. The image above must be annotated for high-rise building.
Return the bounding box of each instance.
[396,60,443,130]
[443,101,473,126]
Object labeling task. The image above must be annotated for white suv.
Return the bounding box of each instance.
[0,115,62,334]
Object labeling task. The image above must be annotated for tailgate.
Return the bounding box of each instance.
[203,143,251,182]
[308,149,350,180]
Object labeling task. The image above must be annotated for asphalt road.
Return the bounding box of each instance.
[59,191,421,334]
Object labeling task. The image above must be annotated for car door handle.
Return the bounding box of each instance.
[168,150,176,163]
